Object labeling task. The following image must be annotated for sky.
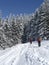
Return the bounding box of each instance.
[0,0,44,17]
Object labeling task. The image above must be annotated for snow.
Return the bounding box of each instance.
[0,41,49,65]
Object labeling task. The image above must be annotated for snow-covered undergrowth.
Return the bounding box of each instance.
[0,40,49,65]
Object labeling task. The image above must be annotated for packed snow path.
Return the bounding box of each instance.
[0,40,49,65]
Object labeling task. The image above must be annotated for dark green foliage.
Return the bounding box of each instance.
[21,24,27,43]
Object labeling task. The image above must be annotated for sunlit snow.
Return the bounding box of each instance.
[0,40,49,65]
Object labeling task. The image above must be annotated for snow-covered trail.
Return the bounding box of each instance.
[0,41,49,65]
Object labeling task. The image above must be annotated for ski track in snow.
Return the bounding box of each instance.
[0,41,49,65]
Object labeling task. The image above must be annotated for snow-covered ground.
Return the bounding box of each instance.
[0,40,49,65]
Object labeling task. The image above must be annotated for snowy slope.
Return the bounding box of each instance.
[0,41,49,65]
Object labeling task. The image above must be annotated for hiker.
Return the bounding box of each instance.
[29,38,32,44]
[37,37,42,47]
